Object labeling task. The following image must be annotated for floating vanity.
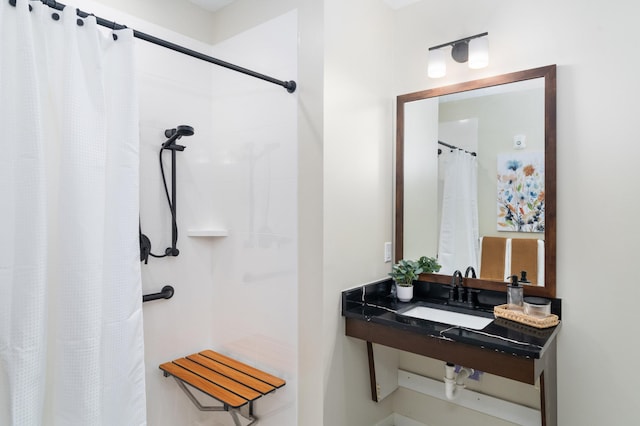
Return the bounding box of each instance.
[342,279,561,426]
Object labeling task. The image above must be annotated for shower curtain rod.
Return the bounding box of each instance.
[15,0,297,93]
[438,140,477,156]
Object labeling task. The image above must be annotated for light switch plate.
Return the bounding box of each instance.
[384,242,392,263]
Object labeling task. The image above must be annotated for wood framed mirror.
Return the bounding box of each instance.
[395,65,556,298]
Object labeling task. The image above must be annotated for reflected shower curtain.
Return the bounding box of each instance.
[0,1,146,425]
[438,150,479,275]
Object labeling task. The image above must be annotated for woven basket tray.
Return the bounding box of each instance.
[493,304,559,329]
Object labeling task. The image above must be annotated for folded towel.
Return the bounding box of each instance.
[480,237,507,281]
[511,238,538,284]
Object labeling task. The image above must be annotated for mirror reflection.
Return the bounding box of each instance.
[395,66,556,298]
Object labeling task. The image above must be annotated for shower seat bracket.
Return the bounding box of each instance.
[170,377,253,426]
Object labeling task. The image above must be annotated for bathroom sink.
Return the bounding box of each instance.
[398,305,493,330]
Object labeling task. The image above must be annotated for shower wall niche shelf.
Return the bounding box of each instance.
[187,229,229,237]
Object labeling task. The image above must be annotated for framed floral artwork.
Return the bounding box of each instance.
[497,152,544,232]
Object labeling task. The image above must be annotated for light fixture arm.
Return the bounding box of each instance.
[428,32,488,51]
[427,32,489,78]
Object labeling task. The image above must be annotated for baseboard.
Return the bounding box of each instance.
[373,414,395,426]
[393,413,428,426]
[373,413,426,426]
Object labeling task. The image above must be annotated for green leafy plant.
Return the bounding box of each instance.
[388,259,423,287]
[417,256,441,274]
[389,256,441,287]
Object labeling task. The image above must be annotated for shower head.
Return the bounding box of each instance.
[162,125,194,150]
[167,125,195,138]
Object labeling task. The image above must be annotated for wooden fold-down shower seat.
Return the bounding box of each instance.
[160,349,285,426]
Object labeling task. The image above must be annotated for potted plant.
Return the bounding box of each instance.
[389,259,423,302]
[417,256,442,275]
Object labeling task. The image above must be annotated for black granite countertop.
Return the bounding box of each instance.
[342,278,562,359]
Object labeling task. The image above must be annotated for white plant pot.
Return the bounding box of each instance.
[396,284,413,302]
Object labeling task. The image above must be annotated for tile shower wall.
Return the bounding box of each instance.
[83,3,297,425]
[136,25,219,426]
[207,10,298,426]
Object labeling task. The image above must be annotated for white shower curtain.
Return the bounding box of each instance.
[0,1,146,425]
[438,150,479,275]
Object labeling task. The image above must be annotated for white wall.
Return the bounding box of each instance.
[403,98,440,260]
[207,0,297,44]
[88,0,217,43]
[168,2,328,425]
[322,1,396,425]
[208,3,400,426]
[392,1,640,425]
[206,11,298,426]
[294,0,326,423]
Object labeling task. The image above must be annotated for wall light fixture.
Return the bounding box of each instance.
[427,32,489,78]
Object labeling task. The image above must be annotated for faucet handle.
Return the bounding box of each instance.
[457,286,466,303]
[466,288,480,307]
[447,285,456,302]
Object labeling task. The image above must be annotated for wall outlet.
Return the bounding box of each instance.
[384,242,392,263]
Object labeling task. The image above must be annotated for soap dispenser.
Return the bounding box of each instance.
[519,270,531,285]
[507,275,524,308]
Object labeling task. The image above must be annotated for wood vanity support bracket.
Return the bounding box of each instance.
[346,318,558,426]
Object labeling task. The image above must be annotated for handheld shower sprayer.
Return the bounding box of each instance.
[139,125,195,263]
[162,125,194,150]
[161,125,193,256]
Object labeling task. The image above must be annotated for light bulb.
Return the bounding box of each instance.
[468,36,489,69]
[428,48,446,78]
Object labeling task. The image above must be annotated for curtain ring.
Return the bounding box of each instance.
[112,19,118,40]
[75,8,84,26]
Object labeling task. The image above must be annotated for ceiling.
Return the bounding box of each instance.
[382,0,422,9]
[189,0,422,13]
[188,0,237,13]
